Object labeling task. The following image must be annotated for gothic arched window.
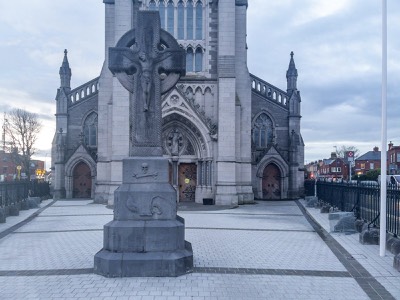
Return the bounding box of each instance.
[83,112,98,148]
[177,1,184,39]
[187,0,194,40]
[159,1,165,29]
[195,1,203,39]
[253,113,273,148]
[167,0,174,35]
[195,47,203,72]
[149,0,156,10]
[186,48,194,72]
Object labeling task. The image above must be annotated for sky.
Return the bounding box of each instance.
[0,0,399,168]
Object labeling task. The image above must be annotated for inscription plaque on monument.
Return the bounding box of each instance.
[94,11,193,277]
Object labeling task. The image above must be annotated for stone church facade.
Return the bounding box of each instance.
[52,0,304,205]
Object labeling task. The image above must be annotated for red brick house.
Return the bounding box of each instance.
[317,153,350,181]
[0,151,18,181]
[388,142,400,174]
[354,147,381,176]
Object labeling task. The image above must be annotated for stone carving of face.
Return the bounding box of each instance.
[141,163,149,174]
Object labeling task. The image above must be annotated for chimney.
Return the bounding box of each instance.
[388,141,393,150]
[373,146,379,152]
[331,152,337,159]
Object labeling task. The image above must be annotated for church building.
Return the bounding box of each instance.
[51,0,305,206]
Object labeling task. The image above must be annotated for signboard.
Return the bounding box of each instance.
[346,151,354,162]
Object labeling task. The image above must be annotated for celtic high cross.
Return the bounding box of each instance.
[109,11,185,156]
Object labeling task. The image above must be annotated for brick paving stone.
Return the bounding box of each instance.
[0,200,397,300]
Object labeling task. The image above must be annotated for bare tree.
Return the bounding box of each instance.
[4,109,42,180]
[335,145,360,159]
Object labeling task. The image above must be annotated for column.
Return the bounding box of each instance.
[215,0,238,205]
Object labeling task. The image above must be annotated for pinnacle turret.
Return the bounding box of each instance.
[59,49,72,89]
[286,51,298,94]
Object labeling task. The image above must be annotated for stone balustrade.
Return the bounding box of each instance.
[250,73,288,107]
[69,77,99,105]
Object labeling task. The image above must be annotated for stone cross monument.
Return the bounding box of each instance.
[94,11,193,277]
[108,11,184,156]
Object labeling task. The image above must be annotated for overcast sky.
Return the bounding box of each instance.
[0,0,399,167]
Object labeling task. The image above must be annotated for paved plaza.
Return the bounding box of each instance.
[0,199,398,300]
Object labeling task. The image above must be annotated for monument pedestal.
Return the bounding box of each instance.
[94,157,193,277]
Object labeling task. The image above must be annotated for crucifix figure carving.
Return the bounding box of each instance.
[109,11,185,156]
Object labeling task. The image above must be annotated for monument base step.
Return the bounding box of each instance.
[94,241,193,277]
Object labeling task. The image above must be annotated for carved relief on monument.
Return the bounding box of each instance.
[125,194,176,220]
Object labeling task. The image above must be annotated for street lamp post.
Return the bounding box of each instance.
[334,146,338,181]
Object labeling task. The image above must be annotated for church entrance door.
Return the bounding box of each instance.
[262,163,281,200]
[178,163,197,202]
[73,161,92,198]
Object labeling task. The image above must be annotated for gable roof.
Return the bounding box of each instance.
[357,150,381,161]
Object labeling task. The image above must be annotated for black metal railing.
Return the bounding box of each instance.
[304,180,400,237]
[0,180,50,209]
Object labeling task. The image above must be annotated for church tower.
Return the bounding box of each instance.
[94,0,255,205]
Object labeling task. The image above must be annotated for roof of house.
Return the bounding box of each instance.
[357,150,381,161]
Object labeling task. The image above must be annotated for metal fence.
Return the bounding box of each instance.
[304,180,400,237]
[0,180,50,209]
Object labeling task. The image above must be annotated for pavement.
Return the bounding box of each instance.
[0,198,398,300]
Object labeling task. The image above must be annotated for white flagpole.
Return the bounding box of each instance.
[380,0,387,257]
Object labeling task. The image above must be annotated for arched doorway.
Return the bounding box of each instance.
[178,163,197,202]
[262,163,281,199]
[73,161,92,198]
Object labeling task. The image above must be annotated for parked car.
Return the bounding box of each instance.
[378,175,400,187]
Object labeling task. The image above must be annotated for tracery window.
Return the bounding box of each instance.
[83,112,98,148]
[177,1,184,39]
[252,113,273,148]
[195,1,203,39]
[187,0,194,40]
[167,0,174,35]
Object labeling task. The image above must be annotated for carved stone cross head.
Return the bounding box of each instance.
[109,11,185,100]
[108,11,186,156]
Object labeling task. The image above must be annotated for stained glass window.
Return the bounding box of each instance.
[177,1,184,39]
[187,0,193,39]
[167,0,174,35]
[195,48,202,72]
[83,112,98,147]
[253,113,273,148]
[186,48,194,72]
[195,1,203,39]
[159,1,165,29]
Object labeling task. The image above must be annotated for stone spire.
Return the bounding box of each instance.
[59,49,72,89]
[286,51,298,95]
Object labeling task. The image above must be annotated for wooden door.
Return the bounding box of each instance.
[73,162,92,198]
[178,163,197,202]
[262,163,281,199]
